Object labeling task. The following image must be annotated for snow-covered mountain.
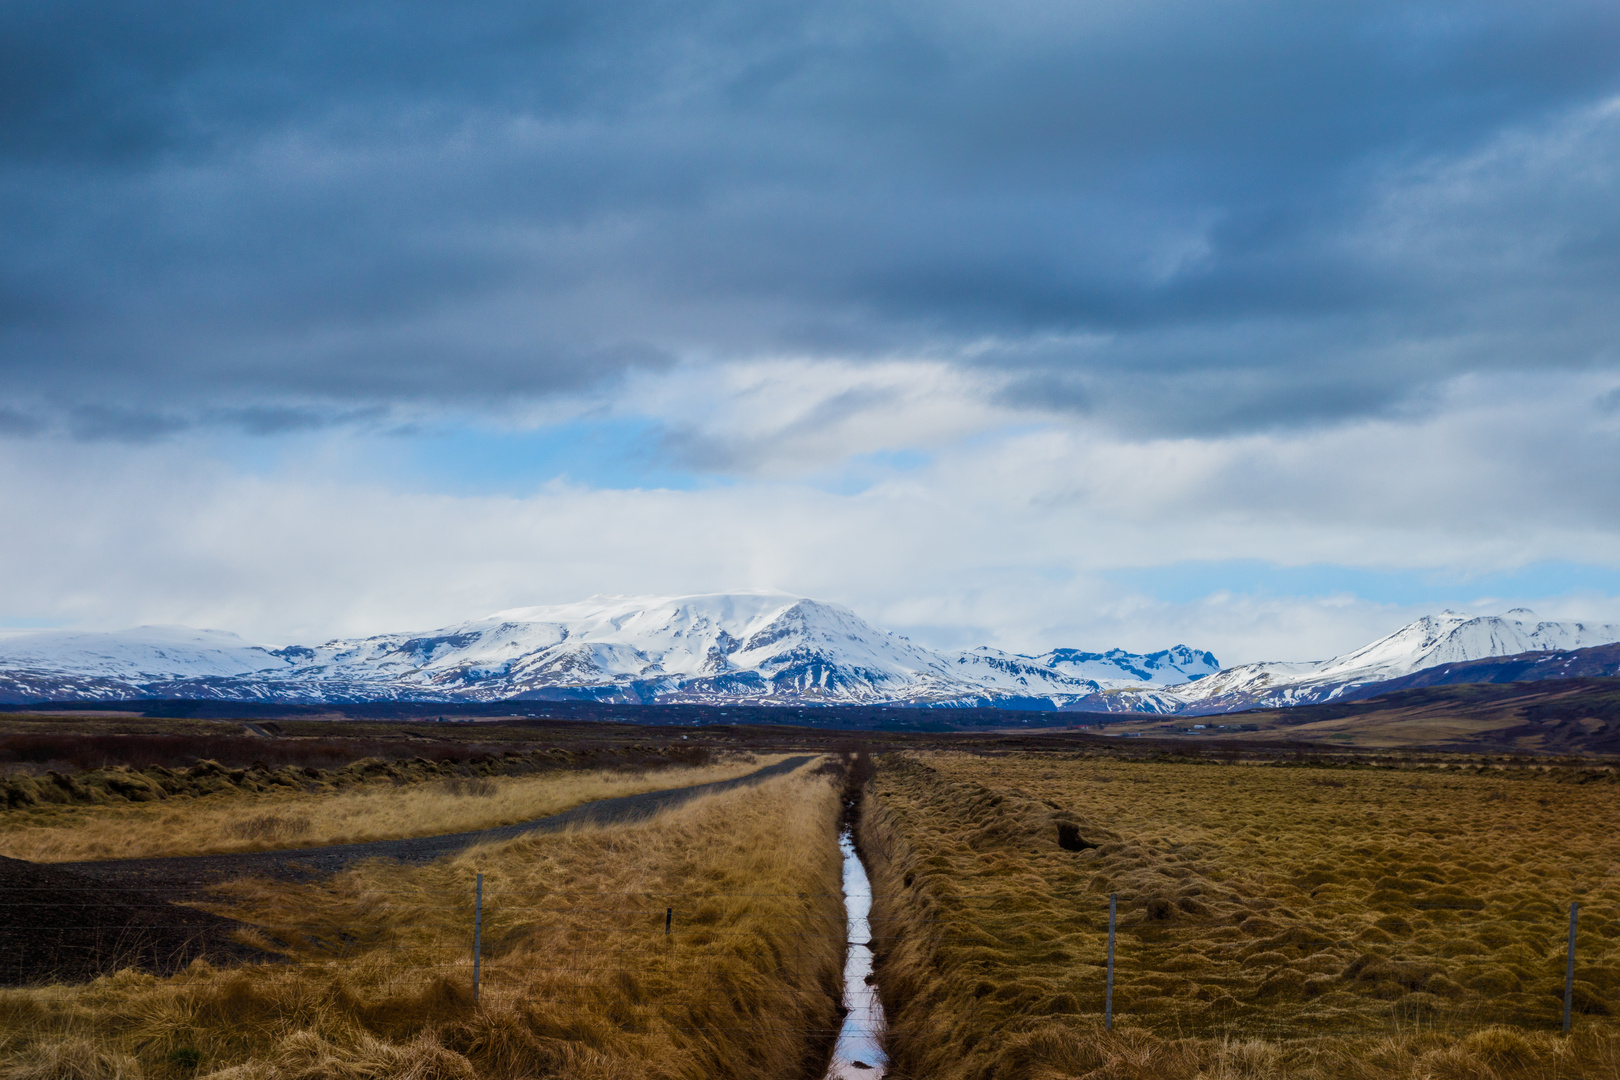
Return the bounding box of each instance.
[0,593,1213,707]
[263,594,970,704]
[945,644,1217,700]
[0,626,292,703]
[0,626,282,679]
[1082,609,1620,714]
[4,600,1611,714]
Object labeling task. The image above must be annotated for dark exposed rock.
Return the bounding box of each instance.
[1056,822,1097,851]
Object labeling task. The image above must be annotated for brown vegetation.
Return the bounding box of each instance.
[0,764,845,1079]
[0,755,780,861]
[1101,678,1620,753]
[861,751,1620,1079]
[0,726,727,808]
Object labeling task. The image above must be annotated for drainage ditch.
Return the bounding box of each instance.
[825,828,887,1079]
[825,750,887,1079]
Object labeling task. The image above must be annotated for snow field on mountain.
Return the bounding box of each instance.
[0,626,285,679]
[1162,609,1620,712]
[1,596,1616,711]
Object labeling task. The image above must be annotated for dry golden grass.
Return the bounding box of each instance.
[0,764,845,1080]
[0,755,783,862]
[861,751,1620,1080]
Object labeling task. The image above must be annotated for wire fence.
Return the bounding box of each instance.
[2,873,1608,1049]
[1085,892,1597,1038]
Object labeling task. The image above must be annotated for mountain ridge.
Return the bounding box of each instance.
[0,593,1215,707]
[2,596,1616,712]
[1067,610,1620,715]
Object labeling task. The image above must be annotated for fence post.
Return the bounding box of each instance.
[1563,901,1579,1034]
[665,907,673,935]
[1105,893,1116,1032]
[473,872,483,1003]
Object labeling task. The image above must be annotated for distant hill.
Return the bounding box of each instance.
[1068,611,1620,715]
[1336,642,1620,696]
[1108,677,1620,754]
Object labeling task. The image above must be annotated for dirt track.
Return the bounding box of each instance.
[60,754,816,895]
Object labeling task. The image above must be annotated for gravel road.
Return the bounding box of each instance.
[61,754,816,895]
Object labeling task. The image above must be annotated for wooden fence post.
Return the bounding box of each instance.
[473,872,483,1003]
[1563,901,1579,1034]
[1105,894,1116,1032]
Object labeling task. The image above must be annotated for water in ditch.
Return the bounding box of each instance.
[826,829,887,1080]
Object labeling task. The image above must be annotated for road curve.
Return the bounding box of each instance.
[62,755,817,894]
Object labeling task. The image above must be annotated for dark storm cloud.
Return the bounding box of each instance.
[67,404,192,442]
[0,407,45,437]
[2,0,1618,436]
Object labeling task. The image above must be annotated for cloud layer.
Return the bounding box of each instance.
[2,367,1618,663]
[3,0,1619,658]
[4,0,1620,433]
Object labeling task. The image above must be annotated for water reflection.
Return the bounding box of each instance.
[826,830,887,1080]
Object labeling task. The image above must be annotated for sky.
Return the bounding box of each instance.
[2,0,1619,665]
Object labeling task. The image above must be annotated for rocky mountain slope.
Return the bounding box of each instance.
[1328,641,1620,698]
[1074,610,1620,714]
[2,599,1615,712]
[0,593,1214,707]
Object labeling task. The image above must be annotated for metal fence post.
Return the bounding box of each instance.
[1563,901,1579,1034]
[665,907,673,934]
[473,872,483,1003]
[1105,893,1116,1032]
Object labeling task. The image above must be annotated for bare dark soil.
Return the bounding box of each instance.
[0,854,272,986]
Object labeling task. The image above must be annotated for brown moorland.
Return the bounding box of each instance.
[0,763,845,1080]
[0,753,780,861]
[1096,678,1620,753]
[861,750,1620,1080]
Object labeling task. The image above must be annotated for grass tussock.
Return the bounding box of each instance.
[0,765,845,1079]
[0,755,780,861]
[1,738,728,812]
[861,751,1620,1080]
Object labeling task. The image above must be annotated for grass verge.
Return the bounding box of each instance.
[0,762,844,1079]
[860,751,1620,1079]
[0,755,782,861]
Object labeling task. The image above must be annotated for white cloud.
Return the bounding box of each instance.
[4,364,1620,666]
[605,356,1019,477]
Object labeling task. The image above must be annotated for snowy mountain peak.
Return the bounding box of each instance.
[0,592,1215,708]
[0,625,286,680]
[1148,609,1620,714]
[1035,645,1220,687]
[3,600,1614,715]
